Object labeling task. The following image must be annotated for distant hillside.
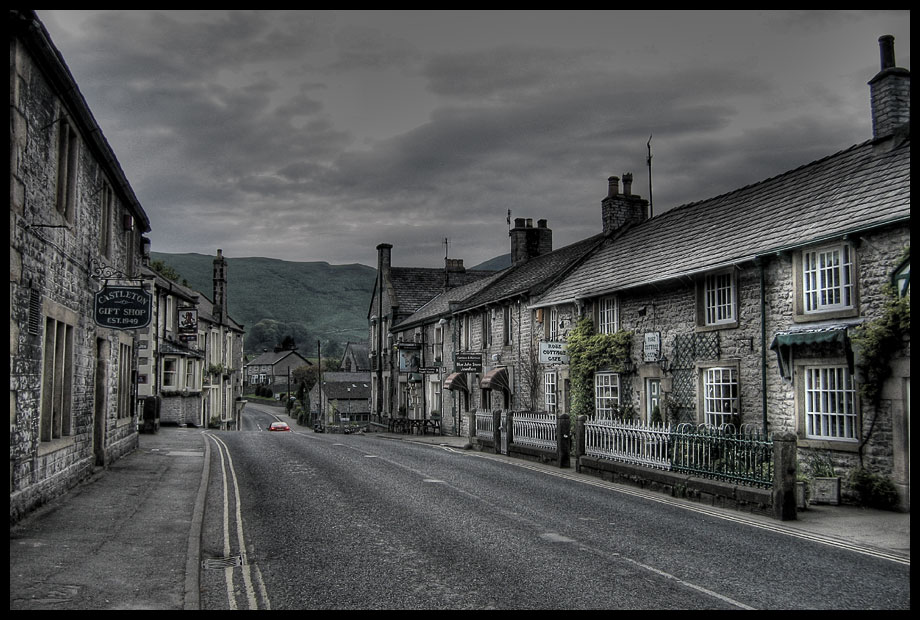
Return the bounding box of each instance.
[472,254,511,271]
[150,252,376,357]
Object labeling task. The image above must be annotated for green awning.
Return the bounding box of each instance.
[769,324,854,381]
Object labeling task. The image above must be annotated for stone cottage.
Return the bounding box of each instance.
[531,35,910,509]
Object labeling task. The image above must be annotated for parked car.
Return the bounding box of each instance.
[267,421,292,432]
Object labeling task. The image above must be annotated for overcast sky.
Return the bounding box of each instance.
[37,10,910,269]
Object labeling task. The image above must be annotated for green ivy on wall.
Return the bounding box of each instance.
[565,317,633,418]
[852,280,910,406]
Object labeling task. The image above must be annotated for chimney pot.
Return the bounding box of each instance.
[622,172,633,196]
[879,34,896,70]
[537,219,548,229]
[607,176,619,198]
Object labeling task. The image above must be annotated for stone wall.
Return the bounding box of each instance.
[10,31,145,522]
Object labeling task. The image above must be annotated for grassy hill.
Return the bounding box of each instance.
[150,252,376,357]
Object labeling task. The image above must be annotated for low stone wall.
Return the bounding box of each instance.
[577,456,774,517]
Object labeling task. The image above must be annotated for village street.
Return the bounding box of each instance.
[197,403,909,610]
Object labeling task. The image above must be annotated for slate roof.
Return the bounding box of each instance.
[341,342,370,371]
[457,233,606,311]
[388,267,496,317]
[534,134,910,307]
[245,349,310,368]
[394,272,504,329]
[318,372,372,400]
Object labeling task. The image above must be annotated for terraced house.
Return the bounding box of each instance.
[531,35,910,509]
[138,250,247,430]
[10,11,152,520]
[368,35,909,511]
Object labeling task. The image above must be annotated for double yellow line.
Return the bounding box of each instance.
[205,433,271,610]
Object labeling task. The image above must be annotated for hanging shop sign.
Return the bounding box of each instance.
[94,285,152,329]
[397,342,422,373]
[178,306,198,342]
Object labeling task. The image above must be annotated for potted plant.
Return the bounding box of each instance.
[807,451,841,505]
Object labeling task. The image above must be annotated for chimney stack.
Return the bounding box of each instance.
[601,172,648,235]
[213,249,228,324]
[869,35,910,141]
[510,218,553,265]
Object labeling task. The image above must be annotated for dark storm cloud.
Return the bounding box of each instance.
[37,10,909,267]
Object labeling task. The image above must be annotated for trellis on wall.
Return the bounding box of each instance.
[667,332,720,424]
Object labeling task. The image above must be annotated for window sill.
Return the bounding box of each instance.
[695,320,739,332]
[793,308,859,323]
[797,438,859,453]
[37,435,76,457]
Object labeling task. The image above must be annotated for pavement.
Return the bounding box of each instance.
[9,422,911,610]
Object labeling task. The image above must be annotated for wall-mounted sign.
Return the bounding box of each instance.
[455,352,483,373]
[539,341,568,365]
[643,332,661,362]
[94,285,152,330]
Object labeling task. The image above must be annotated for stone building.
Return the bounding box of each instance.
[311,372,372,427]
[339,341,370,373]
[367,244,495,428]
[138,250,247,429]
[244,348,311,392]
[10,10,152,520]
[532,35,910,508]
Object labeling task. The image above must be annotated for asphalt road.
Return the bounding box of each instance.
[198,403,909,610]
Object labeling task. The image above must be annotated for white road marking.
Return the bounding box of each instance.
[206,433,270,610]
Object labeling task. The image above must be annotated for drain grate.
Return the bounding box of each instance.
[202,555,243,570]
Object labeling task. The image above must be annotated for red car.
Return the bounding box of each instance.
[267,421,292,432]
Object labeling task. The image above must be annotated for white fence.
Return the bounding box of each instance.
[585,418,672,470]
[512,412,558,450]
[475,409,495,441]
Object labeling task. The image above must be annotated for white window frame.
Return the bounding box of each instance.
[594,372,620,418]
[802,244,855,314]
[702,366,738,428]
[163,357,178,388]
[544,371,558,414]
[598,296,619,334]
[704,271,736,326]
[804,365,858,441]
[547,307,559,341]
